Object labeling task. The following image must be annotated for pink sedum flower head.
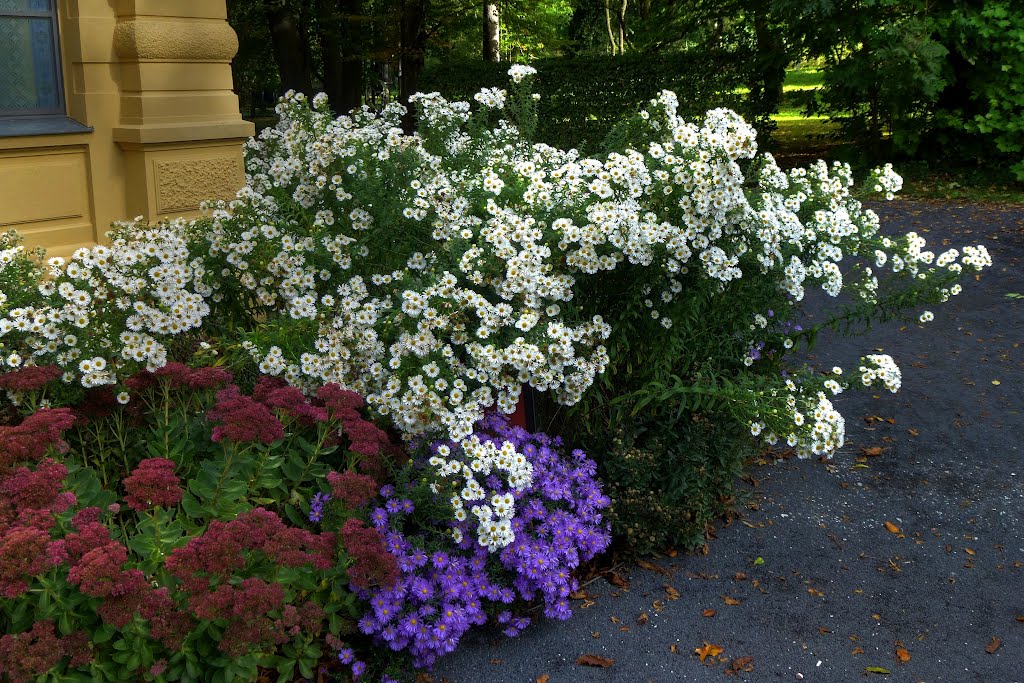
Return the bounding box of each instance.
[122,458,183,511]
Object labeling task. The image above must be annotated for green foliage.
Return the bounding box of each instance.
[811,15,949,158]
[599,415,755,555]
[419,51,768,152]
[942,3,1024,180]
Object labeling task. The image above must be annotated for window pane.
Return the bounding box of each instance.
[0,1,53,15]
[0,15,59,114]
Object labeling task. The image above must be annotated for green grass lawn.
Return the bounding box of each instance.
[782,66,824,92]
[768,67,841,165]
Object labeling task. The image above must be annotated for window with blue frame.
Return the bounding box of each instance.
[0,0,64,117]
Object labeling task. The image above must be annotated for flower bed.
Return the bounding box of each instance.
[0,65,991,680]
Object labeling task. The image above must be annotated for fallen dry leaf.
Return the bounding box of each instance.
[606,572,629,589]
[665,585,681,601]
[722,595,742,606]
[884,521,901,534]
[852,647,865,655]
[729,656,755,674]
[702,608,717,617]
[896,648,911,663]
[865,666,891,675]
[536,675,550,683]
[807,588,825,597]
[636,612,649,626]
[669,643,679,654]
[636,559,671,576]
[576,654,614,668]
[965,547,976,555]
[907,428,920,437]
[695,642,724,662]
[863,446,885,457]
[985,637,1002,654]
[490,658,503,665]
[1015,616,1024,623]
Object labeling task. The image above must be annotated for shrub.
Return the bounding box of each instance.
[597,415,755,556]
[0,63,993,634]
[0,368,385,681]
[0,362,610,681]
[320,414,610,678]
[419,51,769,152]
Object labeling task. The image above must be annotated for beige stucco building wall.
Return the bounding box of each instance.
[0,0,254,255]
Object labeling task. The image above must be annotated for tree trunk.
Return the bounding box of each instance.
[483,1,500,61]
[617,0,627,54]
[752,8,786,116]
[399,0,427,132]
[320,0,364,114]
[605,0,617,55]
[266,5,312,95]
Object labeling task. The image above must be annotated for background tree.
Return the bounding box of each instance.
[483,1,500,60]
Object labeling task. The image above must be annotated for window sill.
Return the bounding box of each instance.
[0,116,93,138]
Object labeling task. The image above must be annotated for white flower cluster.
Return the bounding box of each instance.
[0,69,995,474]
[800,392,846,458]
[427,436,533,551]
[473,87,507,109]
[859,354,902,393]
[0,244,26,309]
[158,80,993,455]
[871,163,903,200]
[753,377,847,459]
[507,64,537,83]
[0,220,209,387]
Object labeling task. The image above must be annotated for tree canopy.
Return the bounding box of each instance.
[228,0,1024,176]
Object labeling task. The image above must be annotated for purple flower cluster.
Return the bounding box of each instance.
[335,415,611,671]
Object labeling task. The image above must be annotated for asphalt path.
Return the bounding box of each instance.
[432,200,1024,683]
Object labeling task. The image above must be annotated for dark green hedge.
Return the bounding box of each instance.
[419,51,771,152]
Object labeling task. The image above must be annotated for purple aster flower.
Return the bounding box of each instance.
[357,615,376,634]
[370,507,389,528]
[410,548,428,567]
[430,551,450,570]
[308,491,331,523]
[337,648,354,664]
[351,660,366,678]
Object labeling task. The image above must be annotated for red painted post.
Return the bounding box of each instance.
[510,391,528,429]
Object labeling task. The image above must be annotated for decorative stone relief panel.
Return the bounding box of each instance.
[154,155,243,214]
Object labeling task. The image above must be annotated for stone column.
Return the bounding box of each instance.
[112,0,254,220]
